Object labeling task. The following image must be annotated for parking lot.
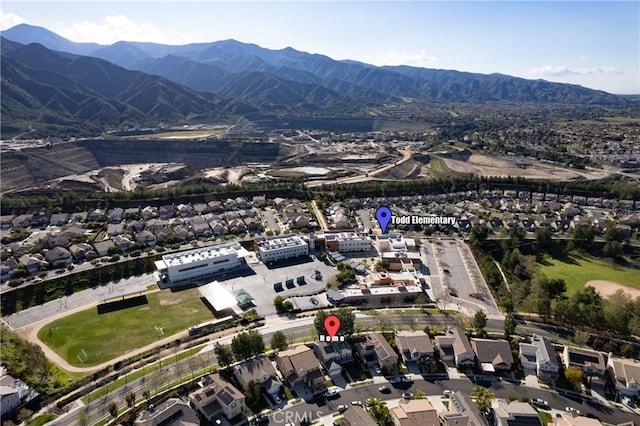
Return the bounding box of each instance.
[216,256,338,317]
[436,239,500,316]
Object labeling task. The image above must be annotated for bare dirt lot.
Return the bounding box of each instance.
[440,154,584,180]
[585,280,640,299]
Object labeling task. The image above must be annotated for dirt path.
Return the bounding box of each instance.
[585,280,640,299]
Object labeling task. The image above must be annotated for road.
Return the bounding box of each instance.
[311,200,330,231]
[272,377,639,426]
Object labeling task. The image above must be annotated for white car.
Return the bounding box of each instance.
[389,377,402,384]
[565,407,580,415]
[443,390,454,396]
[337,404,349,412]
[351,400,363,406]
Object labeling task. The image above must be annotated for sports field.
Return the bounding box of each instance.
[536,253,640,296]
[37,289,212,367]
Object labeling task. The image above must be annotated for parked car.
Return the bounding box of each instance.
[378,386,391,393]
[337,404,349,412]
[374,365,382,374]
[389,377,402,384]
[325,389,340,399]
[443,390,454,396]
[401,376,412,383]
[351,400,363,406]
[565,407,580,415]
[402,392,414,399]
[533,398,549,408]
[273,395,282,404]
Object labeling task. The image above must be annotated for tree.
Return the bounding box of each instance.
[214,343,234,368]
[126,392,136,409]
[621,343,634,358]
[270,331,289,352]
[565,366,583,389]
[314,308,356,337]
[572,331,590,347]
[245,381,262,407]
[109,402,118,419]
[603,241,623,258]
[78,410,89,426]
[503,314,517,339]
[231,330,265,361]
[471,386,494,415]
[472,309,488,335]
[534,226,553,252]
[470,225,489,247]
[273,295,284,312]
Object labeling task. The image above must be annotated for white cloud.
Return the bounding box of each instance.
[0,11,28,30]
[53,15,192,45]
[374,49,438,67]
[580,54,587,60]
[530,65,623,76]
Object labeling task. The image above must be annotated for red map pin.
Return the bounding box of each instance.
[324,315,341,341]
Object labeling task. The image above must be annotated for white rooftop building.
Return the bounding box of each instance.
[254,234,309,263]
[154,243,250,284]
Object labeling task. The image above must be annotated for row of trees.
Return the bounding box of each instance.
[214,329,291,369]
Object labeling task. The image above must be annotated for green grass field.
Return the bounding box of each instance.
[38,289,213,367]
[537,252,640,295]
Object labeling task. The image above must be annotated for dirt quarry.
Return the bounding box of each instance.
[586,280,640,299]
[440,153,585,180]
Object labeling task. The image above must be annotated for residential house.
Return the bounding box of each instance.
[209,221,226,236]
[173,225,193,242]
[44,247,72,266]
[233,356,280,396]
[17,254,47,275]
[108,208,124,223]
[395,330,434,365]
[491,399,542,426]
[87,209,107,222]
[519,334,559,381]
[391,398,439,426]
[0,215,15,229]
[227,218,247,234]
[607,355,640,397]
[355,333,398,372]
[1,259,19,282]
[553,413,602,426]
[193,203,210,215]
[0,373,37,416]
[435,328,475,368]
[190,373,245,422]
[124,207,140,220]
[107,223,125,236]
[69,243,95,262]
[275,345,327,397]
[49,213,70,226]
[32,211,51,228]
[112,235,133,253]
[94,240,116,257]
[312,341,354,369]
[471,338,514,374]
[134,398,199,426]
[136,230,156,248]
[235,197,249,209]
[11,214,32,230]
[244,217,262,233]
[563,346,606,377]
[177,204,194,218]
[141,206,158,220]
[126,220,145,233]
[208,201,224,214]
[158,205,175,220]
[439,391,487,426]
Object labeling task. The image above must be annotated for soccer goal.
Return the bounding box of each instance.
[77,348,89,363]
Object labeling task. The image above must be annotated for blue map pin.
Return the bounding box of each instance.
[375,206,392,233]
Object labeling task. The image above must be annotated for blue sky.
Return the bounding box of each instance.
[2,1,638,94]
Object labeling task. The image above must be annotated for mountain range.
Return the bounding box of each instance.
[1,23,635,137]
